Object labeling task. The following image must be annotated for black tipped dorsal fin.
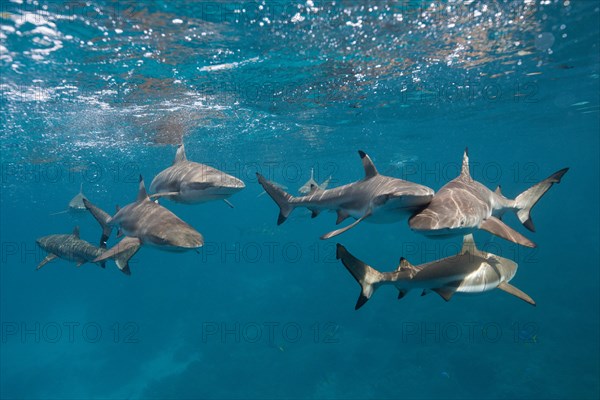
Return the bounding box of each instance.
[460,234,478,255]
[396,257,414,271]
[174,144,187,164]
[358,150,378,179]
[461,147,471,178]
[72,226,80,238]
[137,175,149,202]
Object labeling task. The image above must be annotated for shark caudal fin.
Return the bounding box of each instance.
[94,237,141,276]
[514,168,569,232]
[83,198,113,248]
[336,243,383,310]
[256,173,296,225]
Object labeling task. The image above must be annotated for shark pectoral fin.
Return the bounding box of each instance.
[336,210,349,225]
[223,199,234,208]
[321,209,371,240]
[149,192,180,200]
[498,282,536,306]
[480,217,536,248]
[37,254,58,270]
[432,287,457,302]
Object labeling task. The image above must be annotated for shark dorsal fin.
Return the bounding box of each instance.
[495,185,502,196]
[460,234,478,255]
[79,182,83,194]
[358,150,378,179]
[397,257,419,278]
[310,167,314,181]
[174,144,187,164]
[461,147,471,178]
[397,257,414,271]
[137,175,149,201]
[72,226,80,238]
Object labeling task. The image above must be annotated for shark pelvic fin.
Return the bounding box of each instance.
[480,216,536,248]
[174,143,187,164]
[321,209,372,240]
[498,281,536,306]
[36,253,57,270]
[358,150,378,179]
[336,210,350,225]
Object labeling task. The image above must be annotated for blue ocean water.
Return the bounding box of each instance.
[1,1,599,399]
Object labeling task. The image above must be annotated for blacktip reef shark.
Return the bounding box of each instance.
[83,176,204,273]
[50,183,88,215]
[336,234,535,310]
[36,226,139,275]
[149,144,245,208]
[409,149,568,248]
[298,168,332,194]
[257,151,434,239]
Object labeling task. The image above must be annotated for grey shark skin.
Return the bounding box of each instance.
[337,234,535,310]
[149,144,245,207]
[50,183,88,215]
[409,149,568,248]
[35,226,139,275]
[83,176,204,271]
[257,151,434,239]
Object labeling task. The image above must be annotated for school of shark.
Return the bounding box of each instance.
[37,146,567,309]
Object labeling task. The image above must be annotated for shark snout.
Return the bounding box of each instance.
[170,228,204,249]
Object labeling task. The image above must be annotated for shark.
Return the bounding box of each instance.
[83,175,204,271]
[50,183,89,215]
[409,149,568,248]
[149,144,245,208]
[298,168,331,194]
[36,226,139,275]
[336,234,535,310]
[257,151,434,239]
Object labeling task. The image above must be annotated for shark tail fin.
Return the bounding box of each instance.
[95,237,141,276]
[513,168,568,232]
[83,198,113,248]
[336,243,383,310]
[256,173,296,225]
